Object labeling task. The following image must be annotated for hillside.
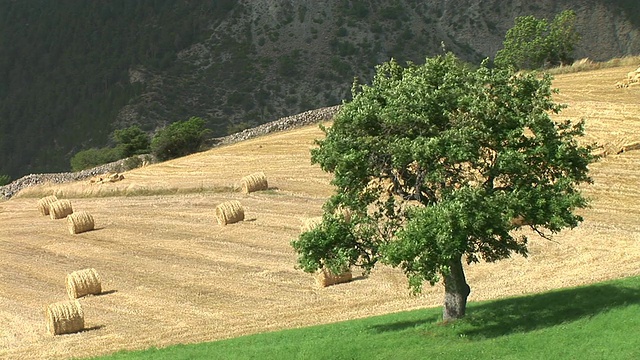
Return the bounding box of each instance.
[1,0,640,179]
[0,65,639,359]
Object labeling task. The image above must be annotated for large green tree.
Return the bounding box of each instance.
[495,10,581,70]
[291,53,596,321]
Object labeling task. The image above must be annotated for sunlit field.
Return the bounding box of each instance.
[1,64,639,359]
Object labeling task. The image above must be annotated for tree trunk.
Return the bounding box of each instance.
[442,256,471,322]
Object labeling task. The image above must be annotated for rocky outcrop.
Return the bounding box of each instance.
[211,105,340,146]
[0,155,153,200]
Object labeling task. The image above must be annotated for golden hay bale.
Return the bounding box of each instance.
[45,300,84,335]
[67,211,95,234]
[37,195,59,216]
[66,268,102,299]
[315,268,353,287]
[618,142,640,154]
[215,200,245,225]
[49,200,73,220]
[300,216,323,233]
[335,207,352,223]
[240,172,268,193]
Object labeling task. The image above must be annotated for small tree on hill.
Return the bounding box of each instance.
[113,125,151,158]
[291,53,596,322]
[0,174,10,186]
[151,116,211,161]
[70,147,121,172]
[495,10,580,70]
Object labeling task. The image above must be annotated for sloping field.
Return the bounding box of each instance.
[1,65,639,359]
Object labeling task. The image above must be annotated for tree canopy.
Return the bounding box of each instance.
[291,53,596,321]
[495,10,581,70]
[150,116,210,161]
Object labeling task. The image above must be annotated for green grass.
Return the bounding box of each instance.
[90,276,640,360]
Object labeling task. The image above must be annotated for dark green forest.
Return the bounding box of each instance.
[0,1,234,178]
[0,0,638,180]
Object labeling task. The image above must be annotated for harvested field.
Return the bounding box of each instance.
[1,65,639,359]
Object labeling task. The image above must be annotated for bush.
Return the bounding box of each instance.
[70,147,121,172]
[113,125,151,158]
[495,10,580,70]
[151,117,211,161]
[0,174,10,186]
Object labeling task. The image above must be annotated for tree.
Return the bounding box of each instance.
[0,174,10,186]
[70,147,121,172]
[113,125,151,158]
[495,10,580,70]
[150,116,211,161]
[291,53,596,322]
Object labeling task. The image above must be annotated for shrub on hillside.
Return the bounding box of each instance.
[0,174,10,186]
[151,117,211,161]
[495,10,580,70]
[113,125,151,158]
[70,147,121,172]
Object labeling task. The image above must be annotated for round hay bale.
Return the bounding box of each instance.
[66,268,102,299]
[240,172,268,193]
[336,207,352,223]
[300,216,323,233]
[49,200,73,220]
[215,200,245,225]
[37,195,59,216]
[67,211,95,234]
[315,268,353,287]
[45,300,84,335]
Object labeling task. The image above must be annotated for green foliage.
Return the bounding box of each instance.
[70,147,121,172]
[113,125,151,158]
[150,117,210,161]
[292,53,595,300]
[0,174,10,186]
[495,10,580,70]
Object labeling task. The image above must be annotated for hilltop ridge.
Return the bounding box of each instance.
[0,0,639,178]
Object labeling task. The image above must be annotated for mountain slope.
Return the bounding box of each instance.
[0,0,639,179]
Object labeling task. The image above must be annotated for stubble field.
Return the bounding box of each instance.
[1,65,639,359]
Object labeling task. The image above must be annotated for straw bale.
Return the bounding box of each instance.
[336,207,352,223]
[240,172,268,193]
[510,215,531,226]
[300,216,323,233]
[45,300,84,335]
[67,211,95,234]
[66,268,102,299]
[49,199,73,220]
[37,195,59,216]
[315,268,353,287]
[618,142,640,154]
[215,200,245,225]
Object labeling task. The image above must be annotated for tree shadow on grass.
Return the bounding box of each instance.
[462,281,640,339]
[370,314,440,333]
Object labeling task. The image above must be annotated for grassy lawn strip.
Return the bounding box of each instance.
[93,276,640,360]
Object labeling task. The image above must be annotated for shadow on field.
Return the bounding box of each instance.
[370,315,440,333]
[463,282,640,339]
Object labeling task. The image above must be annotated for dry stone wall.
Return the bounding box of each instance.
[1,106,341,199]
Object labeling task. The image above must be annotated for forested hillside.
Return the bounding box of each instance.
[0,0,639,179]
